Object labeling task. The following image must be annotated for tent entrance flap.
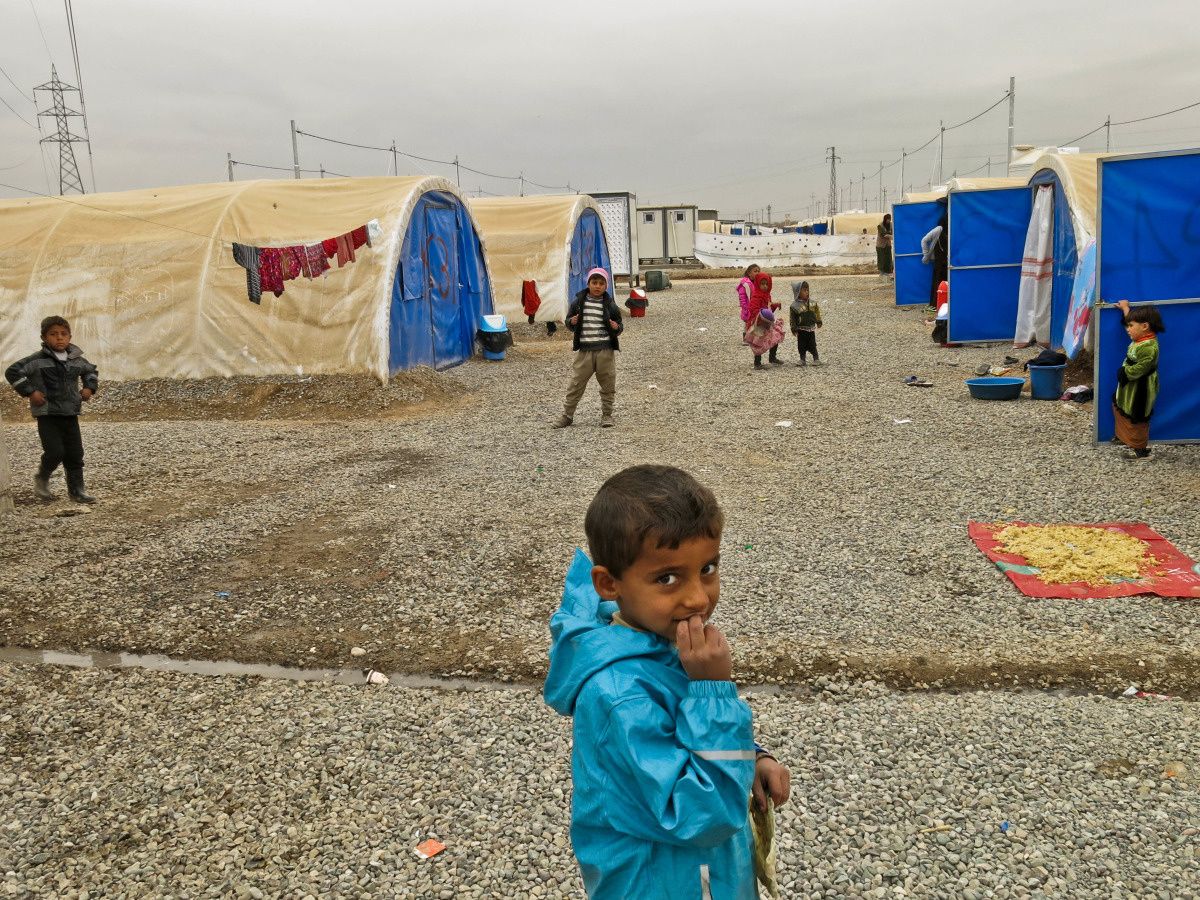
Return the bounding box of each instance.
[892,200,943,306]
[947,186,1033,343]
[389,191,491,374]
[569,209,612,299]
[1095,150,1200,444]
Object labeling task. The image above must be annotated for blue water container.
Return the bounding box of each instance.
[479,314,511,361]
[1028,364,1067,400]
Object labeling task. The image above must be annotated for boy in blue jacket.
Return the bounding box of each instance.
[544,465,791,899]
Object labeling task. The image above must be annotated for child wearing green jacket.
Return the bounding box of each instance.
[1112,300,1165,460]
[789,281,823,367]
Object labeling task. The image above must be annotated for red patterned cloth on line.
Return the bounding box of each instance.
[303,243,330,278]
[258,247,285,296]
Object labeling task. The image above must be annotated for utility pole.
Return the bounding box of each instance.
[319,164,325,179]
[826,146,840,216]
[900,149,906,201]
[454,156,461,186]
[227,152,233,182]
[1006,76,1016,176]
[391,141,399,177]
[291,120,301,179]
[767,203,772,224]
[519,172,525,196]
[987,157,991,177]
[34,66,88,195]
[878,162,884,215]
[1105,115,1111,152]
[939,120,945,185]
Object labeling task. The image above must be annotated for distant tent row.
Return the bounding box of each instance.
[0,178,616,382]
[469,195,610,324]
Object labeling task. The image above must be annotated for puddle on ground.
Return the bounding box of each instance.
[0,646,531,693]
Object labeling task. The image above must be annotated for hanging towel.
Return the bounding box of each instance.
[321,237,338,260]
[521,280,542,319]
[366,219,382,247]
[280,246,305,282]
[333,233,355,267]
[258,247,285,296]
[232,243,262,304]
[351,225,368,250]
[1014,186,1054,346]
[302,243,330,278]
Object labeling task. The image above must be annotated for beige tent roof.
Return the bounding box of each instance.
[831,212,885,235]
[468,194,605,322]
[945,176,1026,192]
[0,408,12,513]
[901,188,947,203]
[1024,151,1107,249]
[0,176,491,381]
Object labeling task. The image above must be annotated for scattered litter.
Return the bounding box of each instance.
[53,507,89,517]
[1061,385,1094,403]
[893,418,912,425]
[1003,355,1019,365]
[1122,685,1178,701]
[648,384,659,390]
[999,821,1010,834]
[350,647,367,658]
[214,591,231,599]
[414,839,446,860]
[364,669,390,686]
[974,364,991,376]
[904,376,933,387]
[774,420,793,428]
[744,544,753,551]
[697,327,708,332]
[988,366,1012,376]
[387,484,396,489]
[918,825,952,834]
[1164,761,1188,779]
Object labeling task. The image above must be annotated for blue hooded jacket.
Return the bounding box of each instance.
[544,549,759,900]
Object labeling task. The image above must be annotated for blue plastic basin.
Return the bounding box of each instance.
[965,377,1024,400]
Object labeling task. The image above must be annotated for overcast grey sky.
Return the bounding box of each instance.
[2,0,1199,219]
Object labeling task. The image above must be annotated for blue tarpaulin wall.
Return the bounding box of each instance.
[1028,170,1078,348]
[568,208,613,299]
[389,191,492,373]
[1095,150,1200,443]
[948,186,1033,342]
[811,222,828,235]
[892,200,943,306]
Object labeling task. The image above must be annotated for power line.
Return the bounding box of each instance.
[0,90,35,127]
[944,92,1011,132]
[64,0,95,191]
[26,0,55,62]
[0,62,34,102]
[1060,97,1200,148]
[231,159,349,177]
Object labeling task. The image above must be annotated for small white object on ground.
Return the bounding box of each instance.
[697,327,708,332]
[648,384,659,390]
[893,418,912,425]
[366,670,389,685]
[350,647,366,658]
[775,421,793,428]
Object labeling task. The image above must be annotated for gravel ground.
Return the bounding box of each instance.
[2,663,1197,898]
[2,276,1199,695]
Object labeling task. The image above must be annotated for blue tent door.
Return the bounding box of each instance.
[424,204,462,370]
[569,209,613,299]
[1095,150,1200,443]
[892,201,943,306]
[947,187,1033,342]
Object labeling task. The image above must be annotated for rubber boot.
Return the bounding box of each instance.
[65,468,96,504]
[33,469,55,501]
[769,347,783,366]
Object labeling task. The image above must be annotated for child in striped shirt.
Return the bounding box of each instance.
[555,268,624,429]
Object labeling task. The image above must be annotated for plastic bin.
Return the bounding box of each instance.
[645,270,672,292]
[477,313,512,361]
[1028,363,1067,400]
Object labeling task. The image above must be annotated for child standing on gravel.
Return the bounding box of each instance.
[554,268,623,429]
[742,270,784,369]
[4,315,99,503]
[544,464,791,899]
[1112,300,1165,460]
[789,281,823,366]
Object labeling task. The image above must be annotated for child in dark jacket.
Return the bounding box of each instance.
[1112,300,1164,460]
[554,268,624,429]
[4,316,99,502]
[789,281,823,366]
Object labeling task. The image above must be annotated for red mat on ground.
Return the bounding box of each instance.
[968,521,1200,599]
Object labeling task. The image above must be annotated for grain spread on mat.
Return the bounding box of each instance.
[996,524,1158,586]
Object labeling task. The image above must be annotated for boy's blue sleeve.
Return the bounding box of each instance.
[598,680,755,848]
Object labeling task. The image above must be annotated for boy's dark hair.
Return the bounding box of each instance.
[40,315,70,337]
[585,465,724,577]
[1125,305,1166,334]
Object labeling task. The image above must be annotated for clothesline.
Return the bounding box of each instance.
[231,219,382,305]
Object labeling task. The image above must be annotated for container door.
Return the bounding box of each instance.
[892,201,943,306]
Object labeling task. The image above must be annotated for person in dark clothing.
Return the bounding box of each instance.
[922,200,949,306]
[4,316,99,503]
[553,268,624,429]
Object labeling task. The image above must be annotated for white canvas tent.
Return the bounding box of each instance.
[468,195,611,323]
[0,176,494,381]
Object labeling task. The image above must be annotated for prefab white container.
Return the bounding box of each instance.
[587,191,639,280]
[636,205,698,261]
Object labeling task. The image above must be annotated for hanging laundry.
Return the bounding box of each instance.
[302,243,330,278]
[351,225,368,250]
[322,237,338,260]
[334,233,356,267]
[231,243,262,304]
[522,280,541,321]
[280,246,305,282]
[366,219,382,247]
[258,247,285,296]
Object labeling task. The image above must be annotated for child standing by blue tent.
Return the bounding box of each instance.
[1112,300,1165,460]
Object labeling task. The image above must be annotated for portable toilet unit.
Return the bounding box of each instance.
[588,191,639,283]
